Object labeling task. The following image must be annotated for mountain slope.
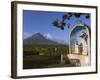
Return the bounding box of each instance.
[24,33,59,45]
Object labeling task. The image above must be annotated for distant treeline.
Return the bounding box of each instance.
[23,44,69,56]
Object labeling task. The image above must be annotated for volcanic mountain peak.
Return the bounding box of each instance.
[31,33,45,39]
[24,32,67,45]
[32,33,43,37]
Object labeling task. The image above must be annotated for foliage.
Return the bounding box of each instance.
[23,55,61,69]
[23,44,70,69]
[52,12,90,30]
[23,44,69,56]
[80,32,88,42]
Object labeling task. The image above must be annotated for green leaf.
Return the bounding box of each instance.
[85,14,90,19]
[52,19,59,27]
[60,26,64,30]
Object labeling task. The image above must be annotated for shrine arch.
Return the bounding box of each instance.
[69,23,90,56]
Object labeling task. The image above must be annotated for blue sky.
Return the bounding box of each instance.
[23,10,90,44]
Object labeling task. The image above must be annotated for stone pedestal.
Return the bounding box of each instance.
[67,54,90,66]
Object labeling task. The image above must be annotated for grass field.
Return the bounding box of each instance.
[23,44,72,69]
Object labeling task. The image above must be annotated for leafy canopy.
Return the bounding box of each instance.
[52,13,90,30]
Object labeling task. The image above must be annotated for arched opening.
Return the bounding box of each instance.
[68,23,91,66]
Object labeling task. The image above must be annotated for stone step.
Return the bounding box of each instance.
[67,54,90,66]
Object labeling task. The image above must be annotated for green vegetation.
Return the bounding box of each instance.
[52,13,90,30]
[23,44,70,69]
[23,55,61,69]
[23,44,69,56]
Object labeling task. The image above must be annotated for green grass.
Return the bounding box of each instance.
[23,55,61,69]
[23,44,69,55]
[23,44,70,69]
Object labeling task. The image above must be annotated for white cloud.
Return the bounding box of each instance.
[23,32,32,39]
[44,33,53,40]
